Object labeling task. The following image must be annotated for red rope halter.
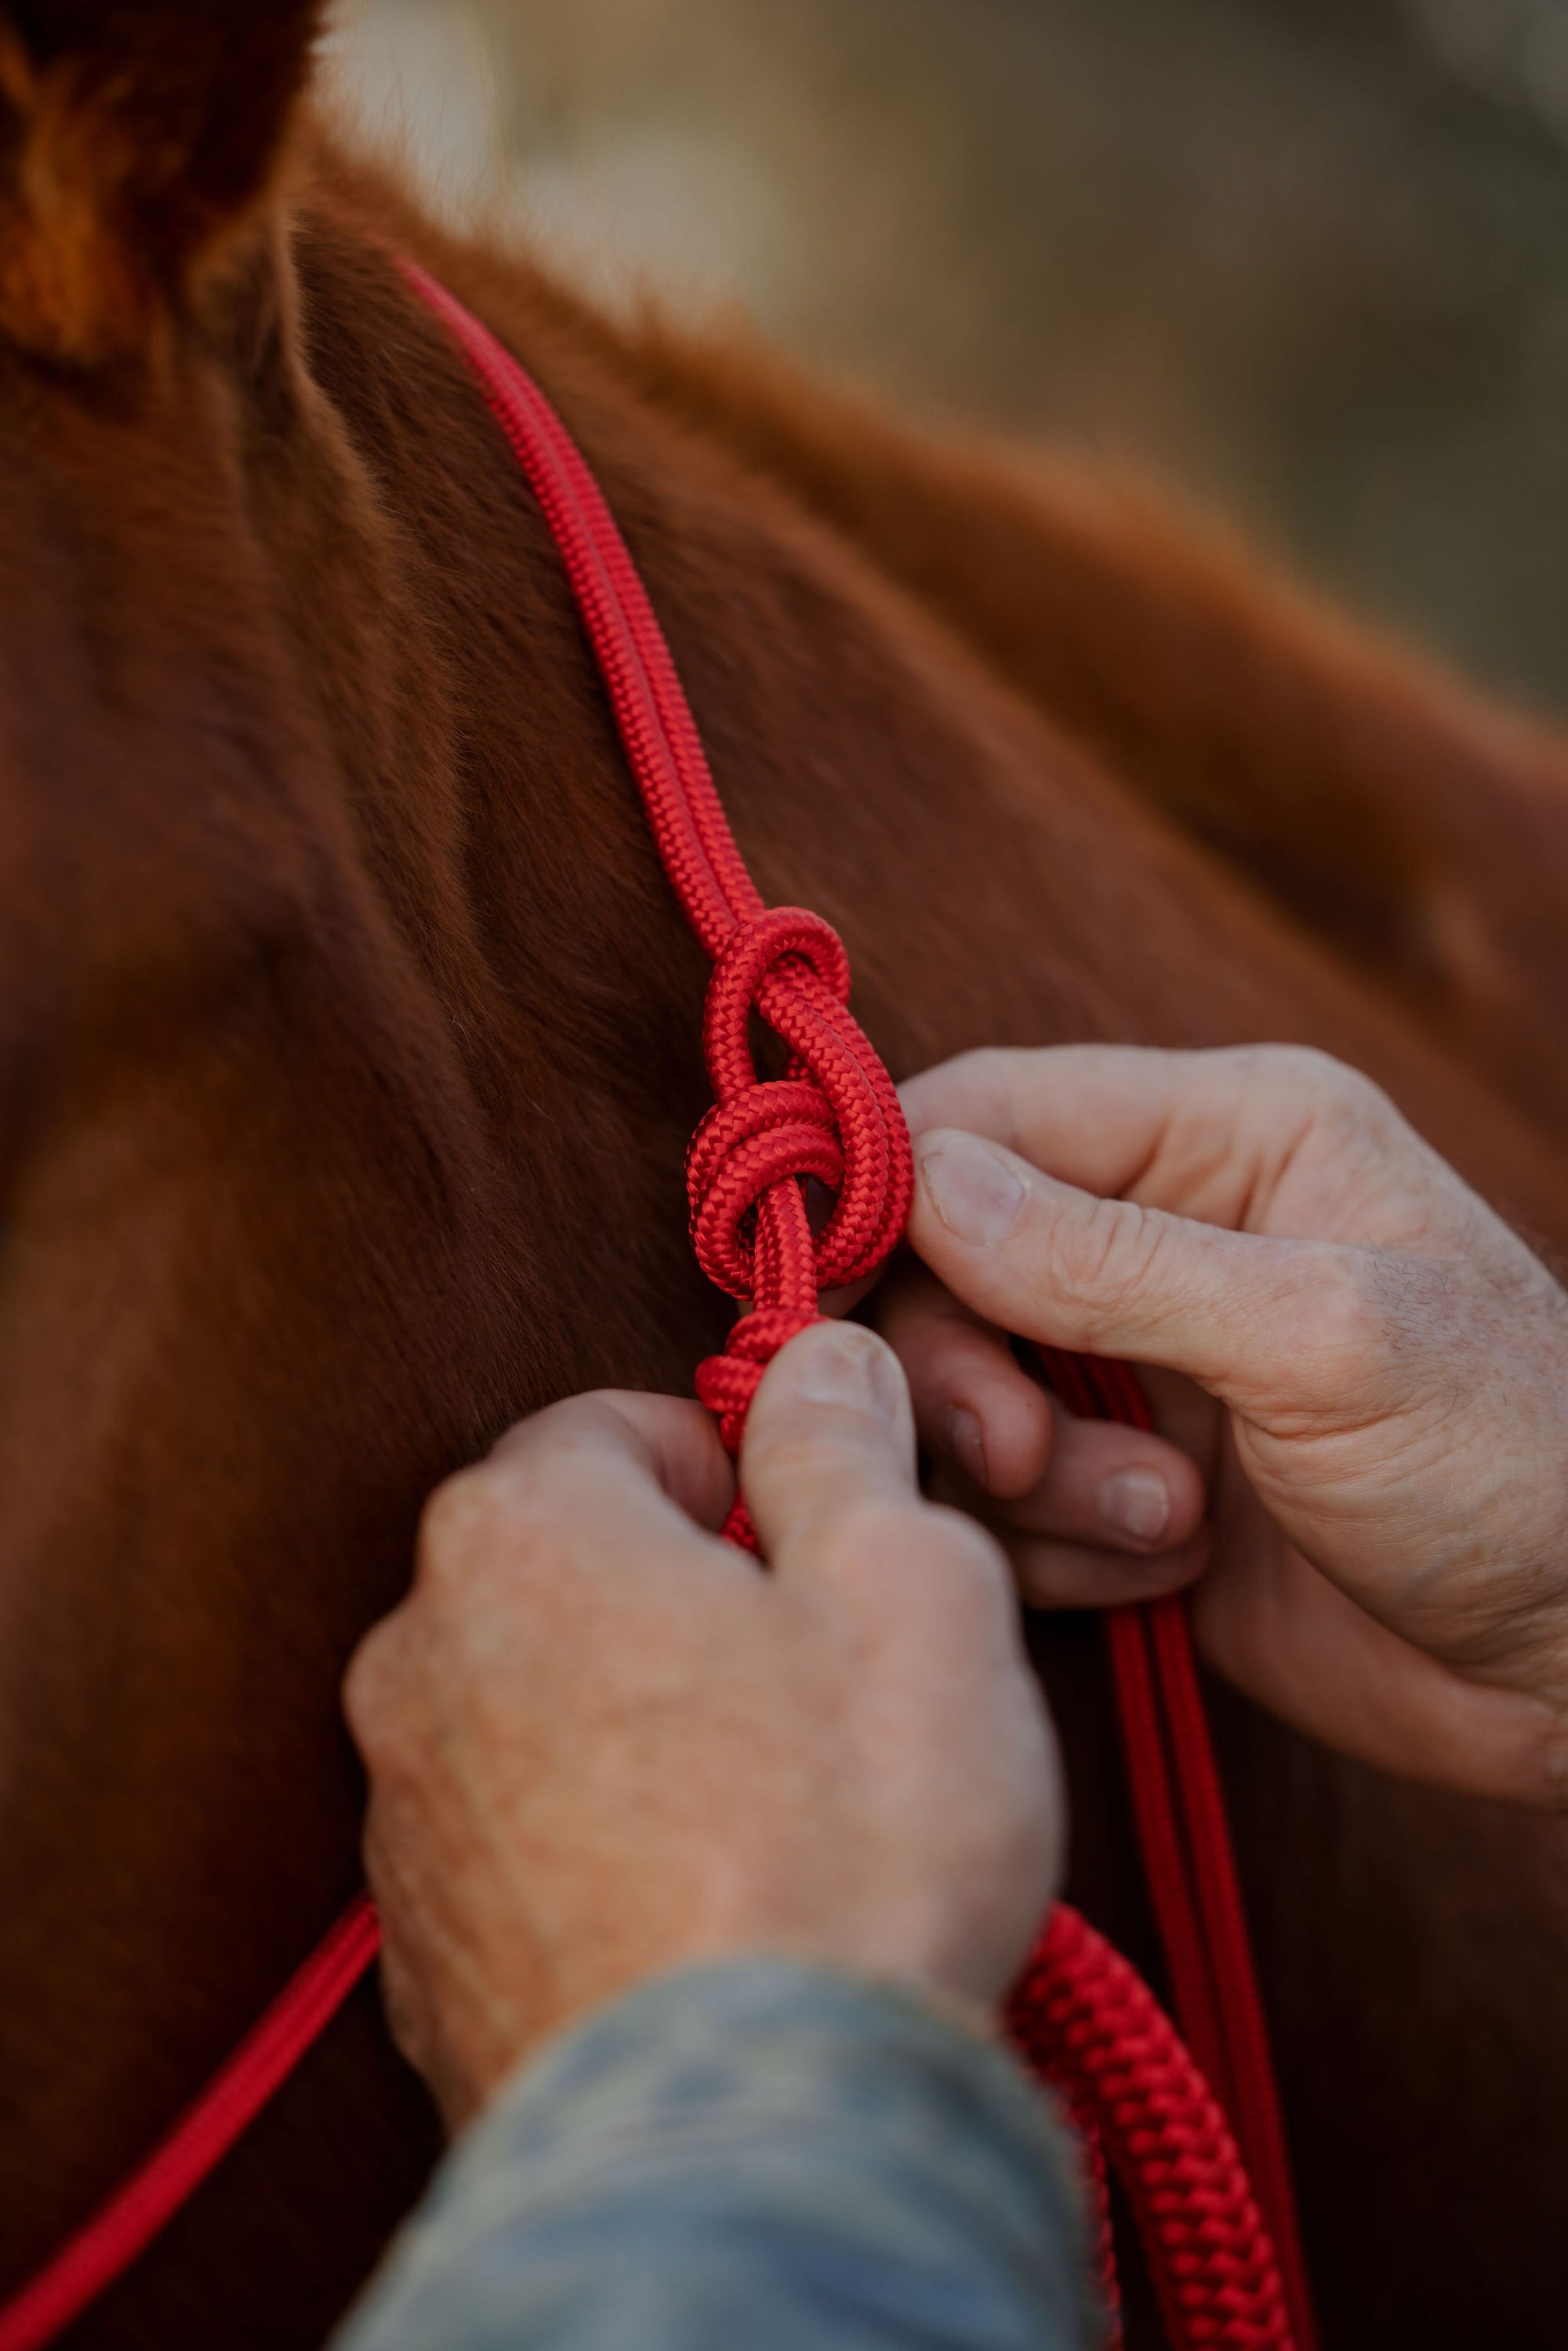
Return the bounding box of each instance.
[0,263,1316,2351]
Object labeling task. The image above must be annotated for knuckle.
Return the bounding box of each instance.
[1046,1192,1125,1297]
[417,1460,541,1591]
[1287,1246,1424,1410]
[943,1044,1010,1089]
[417,1464,493,1566]
[1269,1045,1398,1147]
[1047,1194,1165,1321]
[1229,1044,1396,1148]
[959,1044,1031,1112]
[342,1618,407,1760]
[941,1044,1022,1100]
[1265,1042,1355,1095]
[902,1044,1022,1135]
[1250,1042,1363,1103]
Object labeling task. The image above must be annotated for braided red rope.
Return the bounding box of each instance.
[0,1897,379,2351]
[1010,1907,1291,2349]
[408,265,911,1546]
[0,264,1316,2351]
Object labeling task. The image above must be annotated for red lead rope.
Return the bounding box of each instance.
[0,1898,381,2351]
[408,264,913,1551]
[1033,1351,1317,2350]
[0,265,1316,2351]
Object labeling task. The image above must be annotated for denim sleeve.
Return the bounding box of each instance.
[332,1958,1104,2351]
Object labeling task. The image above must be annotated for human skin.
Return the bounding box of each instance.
[882,1042,1568,1805]
[343,1322,1060,2127]
[346,1041,1568,2124]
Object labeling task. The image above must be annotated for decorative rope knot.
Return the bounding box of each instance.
[686,905,913,1475]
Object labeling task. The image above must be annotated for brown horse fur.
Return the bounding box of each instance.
[5,5,1568,2345]
[618,321,1568,1159]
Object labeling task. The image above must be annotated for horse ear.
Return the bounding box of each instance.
[0,1,322,364]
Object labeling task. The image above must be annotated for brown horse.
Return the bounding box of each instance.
[4,7,1568,2346]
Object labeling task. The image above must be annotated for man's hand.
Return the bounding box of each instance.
[343,1322,1061,2130]
[874,1043,1568,1806]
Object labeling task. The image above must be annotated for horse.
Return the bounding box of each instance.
[4,7,1568,2346]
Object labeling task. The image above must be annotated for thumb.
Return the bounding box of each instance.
[740,1320,920,1566]
[742,1318,1038,1716]
[909,1127,1362,1415]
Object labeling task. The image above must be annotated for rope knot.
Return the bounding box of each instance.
[685,905,913,1303]
[685,905,913,1480]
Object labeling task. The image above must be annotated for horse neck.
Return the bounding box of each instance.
[0,190,724,2303]
[6,163,1568,2342]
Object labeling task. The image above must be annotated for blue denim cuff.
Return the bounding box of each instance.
[336,1957,1102,2351]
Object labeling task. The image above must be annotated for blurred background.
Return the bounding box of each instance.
[325,0,1568,717]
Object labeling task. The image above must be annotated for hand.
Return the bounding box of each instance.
[873,1043,1568,1806]
[343,1322,1061,2128]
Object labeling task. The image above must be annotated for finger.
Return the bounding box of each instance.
[899,1042,1367,1230]
[1002,1403,1207,1553]
[416,1391,738,1610]
[908,1125,1361,1413]
[1007,1524,1210,1611]
[485,1390,736,1535]
[872,1261,1052,1498]
[742,1325,1029,1711]
[741,1320,920,1567]
[743,1319,1047,1840]
[874,1261,1207,1547]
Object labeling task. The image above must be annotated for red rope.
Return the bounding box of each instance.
[407,264,910,1547]
[1038,1351,1318,2350]
[0,264,1316,2351]
[0,1896,379,2351]
[1009,1906,1291,2350]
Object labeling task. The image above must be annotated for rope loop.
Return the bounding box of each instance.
[1008,1906,1292,2349]
[686,905,913,1303]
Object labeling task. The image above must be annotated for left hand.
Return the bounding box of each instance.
[867,1043,1568,1802]
[343,1322,1062,2131]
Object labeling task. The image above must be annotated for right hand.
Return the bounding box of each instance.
[870,1043,1568,1806]
[344,1321,1059,2128]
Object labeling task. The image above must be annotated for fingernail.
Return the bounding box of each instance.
[919,1134,1025,1246]
[789,1323,905,1424]
[946,1405,989,1489]
[1098,1468,1171,1547]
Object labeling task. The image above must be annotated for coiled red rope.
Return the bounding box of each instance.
[0,263,1316,2351]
